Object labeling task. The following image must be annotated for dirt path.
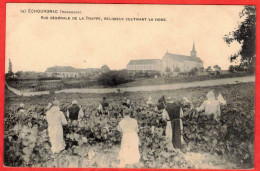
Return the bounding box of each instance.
[54,76,255,94]
[6,76,255,96]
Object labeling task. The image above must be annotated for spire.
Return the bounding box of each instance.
[192,42,195,51]
[190,42,197,57]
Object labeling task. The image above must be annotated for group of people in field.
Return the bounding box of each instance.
[17,90,226,167]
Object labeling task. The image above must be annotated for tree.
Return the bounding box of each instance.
[224,5,256,73]
[229,65,235,73]
[199,67,204,72]
[165,67,171,72]
[206,66,212,72]
[98,70,133,87]
[15,71,23,78]
[173,67,180,72]
[213,65,221,71]
[188,68,198,76]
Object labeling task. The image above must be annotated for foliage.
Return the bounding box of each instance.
[15,71,23,78]
[4,83,255,168]
[174,67,180,72]
[199,67,204,72]
[165,67,171,72]
[206,66,212,72]
[213,65,221,71]
[98,70,134,87]
[188,68,198,76]
[223,5,256,73]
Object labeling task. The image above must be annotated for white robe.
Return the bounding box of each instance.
[146,96,154,105]
[197,91,221,120]
[117,117,140,165]
[46,106,67,153]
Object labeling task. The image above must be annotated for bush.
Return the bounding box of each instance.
[173,67,180,72]
[98,70,133,87]
[38,77,61,81]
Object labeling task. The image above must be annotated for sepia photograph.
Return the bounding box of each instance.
[3,3,256,169]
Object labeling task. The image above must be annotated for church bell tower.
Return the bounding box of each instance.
[190,42,197,57]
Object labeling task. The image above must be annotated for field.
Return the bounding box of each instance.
[6,72,252,91]
[119,72,253,87]
[4,82,255,168]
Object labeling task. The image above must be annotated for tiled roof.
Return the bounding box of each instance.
[163,53,203,62]
[128,59,162,65]
[46,66,100,72]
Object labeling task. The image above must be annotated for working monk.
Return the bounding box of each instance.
[46,100,68,154]
[196,90,221,121]
[157,96,189,151]
[66,100,84,121]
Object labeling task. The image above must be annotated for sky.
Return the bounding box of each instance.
[5,4,244,73]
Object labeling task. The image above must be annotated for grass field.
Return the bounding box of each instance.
[119,73,254,88]
[5,72,253,91]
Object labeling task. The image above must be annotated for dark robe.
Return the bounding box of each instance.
[165,103,182,149]
[68,104,80,121]
[101,99,109,108]
[157,102,182,149]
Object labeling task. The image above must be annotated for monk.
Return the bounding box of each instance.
[46,100,68,154]
[157,96,190,151]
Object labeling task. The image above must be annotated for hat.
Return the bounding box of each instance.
[206,90,215,100]
[158,95,166,103]
[156,102,165,110]
[53,100,60,106]
[123,108,131,115]
[20,103,25,108]
[72,100,77,104]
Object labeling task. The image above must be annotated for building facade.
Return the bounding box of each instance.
[45,66,101,78]
[162,43,203,72]
[127,59,162,71]
[126,43,203,73]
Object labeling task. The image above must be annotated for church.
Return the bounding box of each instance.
[161,43,203,72]
[127,43,203,73]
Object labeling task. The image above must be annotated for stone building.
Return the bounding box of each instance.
[162,43,203,72]
[45,66,100,78]
[127,59,162,71]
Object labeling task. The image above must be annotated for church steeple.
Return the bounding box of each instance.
[190,42,197,57]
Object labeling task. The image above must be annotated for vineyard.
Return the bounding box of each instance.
[4,82,255,168]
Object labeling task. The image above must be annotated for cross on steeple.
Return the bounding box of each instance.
[190,42,197,57]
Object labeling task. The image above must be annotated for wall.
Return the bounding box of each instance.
[127,64,161,71]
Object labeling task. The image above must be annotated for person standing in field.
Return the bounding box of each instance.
[98,97,110,115]
[17,103,25,113]
[157,96,186,151]
[66,100,84,121]
[196,90,221,121]
[46,100,68,154]
[122,97,131,108]
[117,108,140,167]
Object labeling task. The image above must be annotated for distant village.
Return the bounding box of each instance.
[7,43,228,79]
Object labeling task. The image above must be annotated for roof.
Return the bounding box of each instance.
[128,59,162,65]
[101,65,110,69]
[163,52,203,62]
[46,66,100,72]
